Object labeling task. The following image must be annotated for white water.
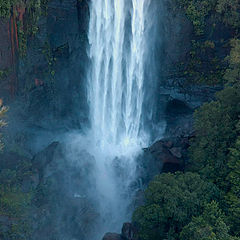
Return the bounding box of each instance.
[87,0,157,238]
[88,0,153,147]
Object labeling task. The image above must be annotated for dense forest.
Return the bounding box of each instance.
[132,0,240,239]
[0,0,240,240]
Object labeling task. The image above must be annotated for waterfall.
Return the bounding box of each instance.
[88,0,153,148]
[86,0,159,238]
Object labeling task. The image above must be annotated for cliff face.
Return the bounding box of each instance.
[17,0,89,126]
[0,0,89,131]
[156,0,223,139]
[1,0,220,136]
[0,0,227,239]
[0,17,18,99]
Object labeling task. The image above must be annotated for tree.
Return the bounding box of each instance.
[132,172,220,240]
[180,201,238,240]
[189,86,240,189]
[216,0,240,28]
[224,136,240,236]
[224,39,240,85]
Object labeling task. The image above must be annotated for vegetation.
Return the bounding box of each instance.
[132,0,240,239]
[175,0,240,85]
[133,83,240,239]
[180,201,236,240]
[133,173,220,240]
[0,105,34,239]
[0,168,33,239]
[0,0,240,239]
[0,0,49,57]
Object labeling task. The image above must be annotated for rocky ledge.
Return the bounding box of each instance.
[102,223,138,240]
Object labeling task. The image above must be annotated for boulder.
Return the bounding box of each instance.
[147,139,181,165]
[169,147,182,158]
[142,135,193,177]
[121,222,138,240]
[32,141,61,171]
[103,233,123,240]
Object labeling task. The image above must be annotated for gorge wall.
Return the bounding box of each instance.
[0,0,222,239]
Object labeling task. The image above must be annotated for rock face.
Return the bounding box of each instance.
[13,0,90,129]
[0,1,224,239]
[121,222,138,240]
[103,233,123,240]
[0,19,13,100]
[155,0,222,139]
[102,223,138,240]
[137,133,193,186]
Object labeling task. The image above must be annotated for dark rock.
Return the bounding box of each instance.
[132,190,145,209]
[141,135,192,179]
[32,141,63,181]
[163,140,173,148]
[147,139,181,164]
[103,233,123,240]
[169,147,182,158]
[121,222,138,240]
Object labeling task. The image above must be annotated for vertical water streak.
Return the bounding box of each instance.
[88,0,151,148]
[86,0,159,238]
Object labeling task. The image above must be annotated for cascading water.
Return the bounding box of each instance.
[88,0,155,147]
[86,0,160,239]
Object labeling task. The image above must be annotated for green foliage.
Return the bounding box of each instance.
[132,2,240,240]
[0,106,35,238]
[132,172,219,240]
[216,0,240,28]
[0,162,34,239]
[224,39,240,85]
[180,201,236,240]
[41,41,56,101]
[223,137,240,235]
[180,40,225,85]
[0,0,49,57]
[176,0,216,36]
[0,0,13,18]
[174,0,240,85]
[0,69,10,81]
[0,0,48,18]
[189,86,240,188]
[176,0,240,35]
[17,21,27,57]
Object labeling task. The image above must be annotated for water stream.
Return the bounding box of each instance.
[86,0,159,238]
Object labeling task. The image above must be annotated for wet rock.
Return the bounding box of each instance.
[121,222,138,240]
[142,135,192,178]
[147,139,181,164]
[103,233,123,240]
[31,141,66,183]
[169,147,182,158]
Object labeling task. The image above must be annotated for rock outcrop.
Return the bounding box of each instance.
[102,222,138,240]
[103,233,123,240]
